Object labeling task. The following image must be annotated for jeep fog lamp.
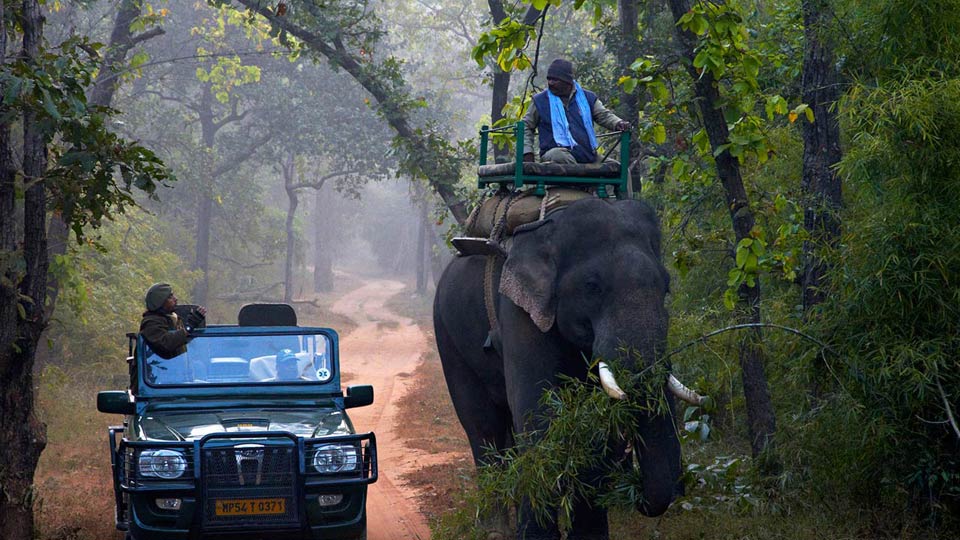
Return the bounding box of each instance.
[312,444,359,473]
[155,498,182,510]
[317,494,343,506]
[139,449,187,479]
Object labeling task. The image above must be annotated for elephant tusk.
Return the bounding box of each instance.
[668,374,705,405]
[598,361,627,400]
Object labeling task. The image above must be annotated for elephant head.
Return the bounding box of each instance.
[499,198,683,516]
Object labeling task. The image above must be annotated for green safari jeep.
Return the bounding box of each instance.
[97,304,376,540]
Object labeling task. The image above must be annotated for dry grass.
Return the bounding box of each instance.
[35,363,126,540]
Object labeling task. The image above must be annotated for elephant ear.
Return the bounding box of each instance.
[499,220,557,332]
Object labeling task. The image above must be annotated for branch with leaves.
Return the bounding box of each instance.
[221,0,470,223]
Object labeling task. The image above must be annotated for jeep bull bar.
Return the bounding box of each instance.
[107,427,378,533]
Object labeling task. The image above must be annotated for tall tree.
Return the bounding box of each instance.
[617,0,641,127]
[45,0,165,320]
[799,0,842,313]
[665,0,777,459]
[0,2,170,536]
[0,1,48,536]
[487,1,543,160]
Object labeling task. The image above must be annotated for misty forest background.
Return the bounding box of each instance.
[0,0,958,539]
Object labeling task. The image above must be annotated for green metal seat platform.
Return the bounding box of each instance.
[478,120,630,198]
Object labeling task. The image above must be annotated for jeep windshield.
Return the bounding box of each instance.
[143,332,334,387]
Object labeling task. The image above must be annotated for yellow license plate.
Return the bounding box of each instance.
[214,497,286,516]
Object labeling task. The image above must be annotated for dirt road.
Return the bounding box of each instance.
[327,278,437,540]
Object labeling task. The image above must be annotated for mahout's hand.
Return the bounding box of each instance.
[615,120,632,132]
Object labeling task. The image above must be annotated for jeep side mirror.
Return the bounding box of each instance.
[97,391,135,415]
[343,385,374,409]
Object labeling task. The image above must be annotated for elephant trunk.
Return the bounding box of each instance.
[592,296,681,517]
[634,395,682,516]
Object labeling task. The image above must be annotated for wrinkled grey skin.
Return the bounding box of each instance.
[433,198,682,540]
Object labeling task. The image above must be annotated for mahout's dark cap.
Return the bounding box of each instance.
[546,58,574,84]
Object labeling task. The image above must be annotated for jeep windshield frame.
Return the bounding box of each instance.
[133,326,342,400]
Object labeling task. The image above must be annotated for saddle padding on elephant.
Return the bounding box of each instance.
[477,160,621,178]
[464,187,594,239]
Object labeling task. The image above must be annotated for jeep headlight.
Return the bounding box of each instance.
[312,444,359,474]
[139,449,187,479]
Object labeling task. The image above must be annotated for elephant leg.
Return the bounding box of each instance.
[499,301,580,540]
[435,308,514,539]
[516,501,559,540]
[567,498,609,540]
[435,317,512,465]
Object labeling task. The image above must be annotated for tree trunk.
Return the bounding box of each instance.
[0,1,49,538]
[486,2,544,162]
[618,0,643,192]
[487,1,511,163]
[0,0,17,362]
[192,88,216,305]
[429,226,447,288]
[283,152,297,303]
[800,0,842,314]
[666,0,777,460]
[90,0,164,108]
[415,192,428,294]
[617,0,641,121]
[313,186,334,292]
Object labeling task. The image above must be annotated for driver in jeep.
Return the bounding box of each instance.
[139,283,207,359]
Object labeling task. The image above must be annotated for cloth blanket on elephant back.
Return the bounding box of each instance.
[461,187,594,242]
[454,187,598,335]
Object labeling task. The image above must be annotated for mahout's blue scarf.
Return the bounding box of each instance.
[547,81,597,150]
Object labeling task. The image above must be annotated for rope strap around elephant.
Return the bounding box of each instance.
[484,253,501,331]
[489,190,534,243]
[484,191,531,333]
[539,187,550,220]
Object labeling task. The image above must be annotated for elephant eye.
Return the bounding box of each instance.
[583,279,603,295]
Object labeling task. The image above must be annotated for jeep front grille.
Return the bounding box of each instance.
[201,442,299,527]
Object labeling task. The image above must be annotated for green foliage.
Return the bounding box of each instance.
[192,5,275,103]
[815,74,960,524]
[0,36,172,240]
[473,356,671,532]
[619,1,810,310]
[681,454,760,513]
[50,210,200,363]
[472,19,538,71]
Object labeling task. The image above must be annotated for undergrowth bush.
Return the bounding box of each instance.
[803,75,960,531]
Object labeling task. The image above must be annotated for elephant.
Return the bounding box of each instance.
[433,197,691,540]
